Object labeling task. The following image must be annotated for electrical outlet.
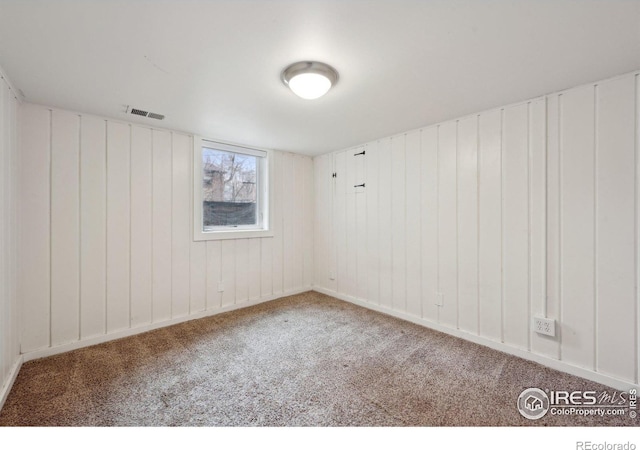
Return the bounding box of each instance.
[534,316,556,337]
[329,270,336,281]
[435,292,444,306]
[217,281,225,293]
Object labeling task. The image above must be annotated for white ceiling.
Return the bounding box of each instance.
[0,1,639,156]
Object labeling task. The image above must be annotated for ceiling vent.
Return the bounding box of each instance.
[126,106,165,120]
[147,112,165,120]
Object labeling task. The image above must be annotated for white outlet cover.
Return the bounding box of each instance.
[534,316,556,337]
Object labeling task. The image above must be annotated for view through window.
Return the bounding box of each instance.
[201,146,260,230]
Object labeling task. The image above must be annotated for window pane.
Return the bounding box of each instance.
[202,147,258,230]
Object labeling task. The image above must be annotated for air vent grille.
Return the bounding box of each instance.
[130,108,148,117]
[126,106,165,120]
[147,112,165,120]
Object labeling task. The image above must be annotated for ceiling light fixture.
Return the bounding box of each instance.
[281,61,338,100]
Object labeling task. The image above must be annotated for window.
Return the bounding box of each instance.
[193,138,272,240]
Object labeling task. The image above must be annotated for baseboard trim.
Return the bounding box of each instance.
[0,355,23,412]
[313,287,639,392]
[22,287,311,363]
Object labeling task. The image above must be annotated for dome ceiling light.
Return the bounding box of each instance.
[281,61,338,100]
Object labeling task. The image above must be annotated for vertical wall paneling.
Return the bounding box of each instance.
[11,95,17,361]
[206,240,222,310]
[19,104,51,352]
[457,116,479,334]
[354,153,368,299]
[545,94,562,360]
[189,133,207,315]
[80,116,106,339]
[220,240,236,307]
[190,238,207,315]
[530,98,556,358]
[282,154,295,292]
[235,238,250,302]
[152,130,173,322]
[188,134,206,315]
[10,88,19,373]
[502,104,530,349]
[595,76,636,382]
[478,110,503,341]
[0,81,6,384]
[0,84,5,383]
[437,122,458,327]
[13,71,640,392]
[313,71,640,390]
[303,156,314,289]
[560,86,596,370]
[17,104,315,367]
[344,149,357,298]
[636,73,640,386]
[421,127,439,321]
[377,139,393,310]
[130,126,153,327]
[292,156,305,290]
[248,238,261,301]
[334,151,348,295]
[50,110,80,345]
[234,238,249,303]
[1,75,19,398]
[355,149,367,301]
[271,151,284,295]
[189,242,207,313]
[405,132,421,317]
[313,155,324,286]
[260,236,274,297]
[328,153,338,294]
[106,121,131,332]
[171,133,191,318]
[313,154,332,290]
[391,136,407,311]
[0,82,11,387]
[365,142,379,304]
[11,96,17,363]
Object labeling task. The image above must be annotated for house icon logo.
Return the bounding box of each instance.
[517,388,550,420]
[525,395,543,411]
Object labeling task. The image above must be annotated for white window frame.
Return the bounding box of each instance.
[193,137,273,241]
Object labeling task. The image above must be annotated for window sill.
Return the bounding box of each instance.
[193,228,274,241]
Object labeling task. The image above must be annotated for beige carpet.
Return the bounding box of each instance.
[0,291,634,426]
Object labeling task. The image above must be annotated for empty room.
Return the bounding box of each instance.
[0,0,639,440]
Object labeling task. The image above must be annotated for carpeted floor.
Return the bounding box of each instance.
[0,291,635,426]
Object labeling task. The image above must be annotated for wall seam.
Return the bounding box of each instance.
[436,127,440,324]
[558,94,564,361]
[635,74,640,385]
[77,115,82,342]
[455,121,460,330]
[593,84,599,373]
[403,137,408,312]
[500,108,505,344]
[476,115,481,335]
[419,131,424,320]
[128,124,132,329]
[48,108,52,348]
[527,102,532,352]
[170,133,174,319]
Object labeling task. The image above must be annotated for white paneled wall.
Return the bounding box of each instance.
[0,72,20,408]
[19,103,314,357]
[314,71,640,390]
